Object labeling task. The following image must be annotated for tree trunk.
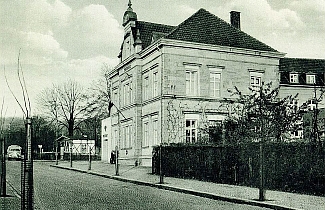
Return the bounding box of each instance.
[68,119,74,137]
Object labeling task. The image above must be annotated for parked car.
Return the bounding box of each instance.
[7,145,22,160]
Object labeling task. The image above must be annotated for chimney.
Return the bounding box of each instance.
[230,11,241,30]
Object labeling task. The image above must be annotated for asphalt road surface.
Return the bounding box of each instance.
[5,161,271,210]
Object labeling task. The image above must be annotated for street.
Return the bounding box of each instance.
[5,161,270,210]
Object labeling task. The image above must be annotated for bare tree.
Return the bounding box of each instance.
[38,80,86,137]
[83,63,113,119]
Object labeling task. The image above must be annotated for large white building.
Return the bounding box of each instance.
[101,2,285,166]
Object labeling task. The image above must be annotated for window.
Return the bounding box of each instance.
[121,123,132,149]
[152,118,159,146]
[122,80,132,106]
[152,71,159,97]
[143,74,150,100]
[81,144,86,154]
[143,120,149,147]
[290,73,299,83]
[307,99,316,110]
[306,74,316,84]
[249,71,263,90]
[210,71,221,97]
[208,120,223,144]
[112,89,118,103]
[185,119,197,143]
[289,99,299,111]
[185,65,199,96]
[251,75,261,87]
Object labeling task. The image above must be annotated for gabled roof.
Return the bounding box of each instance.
[133,21,176,50]
[165,8,277,52]
[280,57,325,73]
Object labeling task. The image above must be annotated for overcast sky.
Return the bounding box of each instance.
[1,0,325,117]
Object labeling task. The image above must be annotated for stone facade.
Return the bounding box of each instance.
[101,4,285,166]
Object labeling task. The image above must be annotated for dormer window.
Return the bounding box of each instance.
[289,73,299,84]
[306,74,316,84]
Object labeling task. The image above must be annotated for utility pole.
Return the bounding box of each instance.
[312,84,320,145]
[258,86,266,201]
[115,145,119,176]
[69,141,72,168]
[87,136,91,171]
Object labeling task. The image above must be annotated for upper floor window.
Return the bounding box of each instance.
[143,74,150,100]
[290,73,299,83]
[209,67,222,98]
[152,71,159,97]
[306,74,316,84]
[122,79,132,106]
[185,65,199,96]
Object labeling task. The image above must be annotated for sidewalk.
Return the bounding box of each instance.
[51,161,324,210]
[0,181,21,210]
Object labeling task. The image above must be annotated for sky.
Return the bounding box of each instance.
[1,0,325,117]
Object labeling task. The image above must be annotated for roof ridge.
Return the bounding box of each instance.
[165,8,207,38]
[165,8,277,52]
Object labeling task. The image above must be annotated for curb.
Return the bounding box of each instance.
[51,165,300,210]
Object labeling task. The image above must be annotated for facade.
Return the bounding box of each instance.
[279,58,325,139]
[101,3,285,166]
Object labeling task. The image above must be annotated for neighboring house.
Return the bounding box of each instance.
[56,135,95,159]
[101,2,285,166]
[279,58,325,139]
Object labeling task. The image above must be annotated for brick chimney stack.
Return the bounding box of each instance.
[230,11,241,30]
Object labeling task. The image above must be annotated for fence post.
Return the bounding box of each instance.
[259,141,266,201]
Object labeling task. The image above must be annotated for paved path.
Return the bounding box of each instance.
[52,161,325,210]
[0,181,21,210]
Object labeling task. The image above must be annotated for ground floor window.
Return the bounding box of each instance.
[143,120,149,147]
[153,118,159,146]
[208,120,223,144]
[121,122,132,149]
[186,119,197,143]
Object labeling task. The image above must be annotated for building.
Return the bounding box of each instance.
[101,2,285,166]
[56,135,95,159]
[279,58,325,139]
